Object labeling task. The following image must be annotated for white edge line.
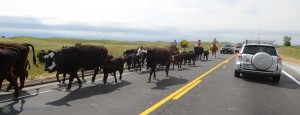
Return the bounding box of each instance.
[282,70,300,86]
[0,70,139,103]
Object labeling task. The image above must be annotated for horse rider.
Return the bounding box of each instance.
[211,38,218,49]
[197,40,202,47]
[172,40,178,49]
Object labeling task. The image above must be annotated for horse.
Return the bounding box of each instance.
[210,44,218,58]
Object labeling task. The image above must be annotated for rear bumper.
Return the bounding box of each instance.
[236,69,281,76]
[235,61,281,76]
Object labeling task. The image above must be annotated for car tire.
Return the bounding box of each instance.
[272,75,280,82]
[234,70,241,78]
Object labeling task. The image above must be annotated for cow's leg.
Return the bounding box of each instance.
[66,71,76,91]
[62,73,66,84]
[148,68,153,83]
[166,63,170,76]
[81,70,85,80]
[103,73,108,85]
[56,72,61,83]
[180,61,182,68]
[153,67,157,79]
[75,74,82,88]
[172,61,175,69]
[119,69,123,81]
[193,59,195,65]
[113,72,118,84]
[139,62,142,71]
[91,68,100,83]
[6,74,19,100]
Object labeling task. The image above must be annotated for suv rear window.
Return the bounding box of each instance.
[223,44,232,47]
[242,45,277,56]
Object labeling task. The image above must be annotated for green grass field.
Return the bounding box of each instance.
[1,36,227,79]
[277,45,300,65]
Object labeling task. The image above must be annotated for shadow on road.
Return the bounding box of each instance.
[46,80,132,106]
[151,76,188,90]
[242,74,299,89]
[0,98,25,115]
[0,89,41,115]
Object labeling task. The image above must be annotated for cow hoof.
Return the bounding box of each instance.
[65,89,71,92]
[78,85,82,88]
[12,97,19,101]
[147,81,151,83]
[4,89,9,92]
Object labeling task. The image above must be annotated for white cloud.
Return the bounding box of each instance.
[0,0,299,44]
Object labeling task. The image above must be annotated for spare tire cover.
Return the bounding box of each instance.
[251,52,273,70]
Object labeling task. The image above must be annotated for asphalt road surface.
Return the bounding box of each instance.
[1,54,300,115]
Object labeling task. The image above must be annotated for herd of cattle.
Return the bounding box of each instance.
[0,43,210,100]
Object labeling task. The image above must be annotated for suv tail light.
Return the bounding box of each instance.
[277,55,282,63]
[237,53,242,61]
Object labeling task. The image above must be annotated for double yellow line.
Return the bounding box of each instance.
[140,54,236,115]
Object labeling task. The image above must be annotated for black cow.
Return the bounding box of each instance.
[183,51,196,66]
[194,46,204,60]
[102,58,124,85]
[44,45,108,91]
[124,54,134,70]
[203,50,209,60]
[0,47,19,99]
[123,49,137,57]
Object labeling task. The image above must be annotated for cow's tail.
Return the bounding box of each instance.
[23,43,39,67]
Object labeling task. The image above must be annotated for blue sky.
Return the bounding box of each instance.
[0,0,299,45]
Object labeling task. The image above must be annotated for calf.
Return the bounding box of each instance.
[132,55,143,72]
[102,58,125,85]
[0,47,19,100]
[124,54,134,70]
[172,53,184,69]
[184,51,196,66]
[203,50,209,60]
[123,49,137,57]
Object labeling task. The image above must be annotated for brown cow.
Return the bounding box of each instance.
[0,47,20,100]
[146,47,173,83]
[0,43,38,91]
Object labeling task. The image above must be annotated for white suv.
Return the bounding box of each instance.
[234,40,282,82]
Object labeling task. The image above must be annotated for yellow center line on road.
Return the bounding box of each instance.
[172,80,202,100]
[139,54,236,115]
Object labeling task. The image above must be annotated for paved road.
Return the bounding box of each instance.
[1,54,299,115]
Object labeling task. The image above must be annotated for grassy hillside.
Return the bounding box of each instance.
[277,45,300,66]
[1,36,231,78]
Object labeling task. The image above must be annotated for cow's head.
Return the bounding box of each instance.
[43,50,57,72]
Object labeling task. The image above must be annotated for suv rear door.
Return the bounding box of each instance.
[240,45,279,72]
